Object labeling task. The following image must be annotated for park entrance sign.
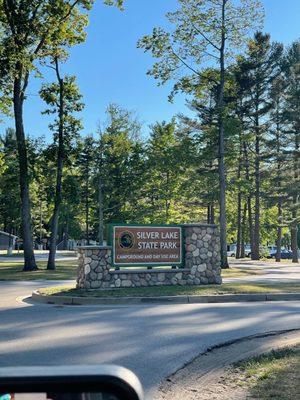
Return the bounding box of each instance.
[77,223,222,289]
[111,225,183,267]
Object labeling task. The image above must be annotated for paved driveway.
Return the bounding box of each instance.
[225,259,300,283]
[1,281,300,399]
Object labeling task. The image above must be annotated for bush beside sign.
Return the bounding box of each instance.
[111,225,183,267]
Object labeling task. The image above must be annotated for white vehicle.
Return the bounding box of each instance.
[227,244,252,257]
[244,245,251,257]
[268,245,277,258]
[227,244,237,257]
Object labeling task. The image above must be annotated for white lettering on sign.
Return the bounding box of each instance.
[161,232,178,239]
[160,242,177,249]
[137,231,160,239]
[113,225,182,266]
[138,241,159,249]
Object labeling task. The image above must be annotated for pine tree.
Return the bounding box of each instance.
[77,135,96,245]
[238,32,284,259]
[282,41,300,263]
[138,0,264,268]
[95,104,144,236]
[264,75,287,261]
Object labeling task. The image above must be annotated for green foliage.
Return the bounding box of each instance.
[104,0,124,9]
[40,75,84,149]
[97,104,145,226]
[0,0,94,88]
[0,129,21,234]
[281,41,300,228]
[137,0,264,99]
[0,0,298,260]
[142,120,194,223]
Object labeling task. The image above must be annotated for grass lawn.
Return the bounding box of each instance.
[221,267,263,277]
[230,346,300,399]
[38,282,300,298]
[0,262,263,281]
[0,260,77,280]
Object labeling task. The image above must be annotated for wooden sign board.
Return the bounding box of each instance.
[111,225,183,267]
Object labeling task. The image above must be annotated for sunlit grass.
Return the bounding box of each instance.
[231,346,300,399]
[0,257,265,281]
[0,260,77,280]
[39,282,300,298]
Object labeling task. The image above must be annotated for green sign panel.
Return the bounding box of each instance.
[110,224,183,267]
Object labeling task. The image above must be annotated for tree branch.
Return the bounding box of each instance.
[21,71,29,100]
[54,57,62,83]
[203,50,220,60]
[190,21,221,51]
[3,0,17,37]
[33,0,81,57]
[170,47,201,77]
[24,0,44,43]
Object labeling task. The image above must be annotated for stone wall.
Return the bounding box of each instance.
[76,223,221,290]
[183,224,221,285]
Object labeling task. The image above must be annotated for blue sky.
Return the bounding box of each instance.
[2,0,300,140]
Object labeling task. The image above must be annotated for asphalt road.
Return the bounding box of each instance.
[1,281,300,399]
[225,260,300,283]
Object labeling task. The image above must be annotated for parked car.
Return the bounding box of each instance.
[268,246,277,258]
[227,244,237,257]
[227,244,252,258]
[244,245,252,257]
[270,249,293,259]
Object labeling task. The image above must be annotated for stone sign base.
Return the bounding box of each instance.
[77,224,222,289]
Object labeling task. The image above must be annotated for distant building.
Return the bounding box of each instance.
[0,231,18,250]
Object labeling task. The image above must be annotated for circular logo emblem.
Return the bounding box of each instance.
[119,231,134,249]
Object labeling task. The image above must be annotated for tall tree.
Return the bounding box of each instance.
[96,104,144,235]
[77,135,96,245]
[237,33,283,259]
[144,120,194,223]
[265,75,286,262]
[0,0,123,271]
[40,69,84,270]
[179,69,221,225]
[138,0,263,268]
[283,41,300,263]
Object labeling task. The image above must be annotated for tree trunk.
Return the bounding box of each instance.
[217,0,229,269]
[39,199,43,244]
[252,105,260,260]
[241,202,247,258]
[207,205,211,225]
[211,203,215,224]
[85,173,90,245]
[275,117,282,263]
[47,60,65,270]
[63,215,69,250]
[243,141,254,253]
[13,72,37,271]
[165,171,170,222]
[98,175,104,246]
[291,225,299,263]
[207,203,215,224]
[275,201,282,262]
[236,143,242,259]
[236,189,242,259]
[291,129,299,263]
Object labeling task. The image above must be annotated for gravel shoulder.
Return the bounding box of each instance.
[156,329,300,400]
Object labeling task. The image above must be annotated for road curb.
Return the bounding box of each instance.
[31,290,300,306]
